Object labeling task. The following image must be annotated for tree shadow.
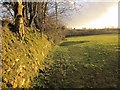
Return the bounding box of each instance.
[2,20,16,33]
[60,41,89,46]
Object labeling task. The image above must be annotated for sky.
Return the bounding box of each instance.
[0,0,118,29]
[66,0,119,29]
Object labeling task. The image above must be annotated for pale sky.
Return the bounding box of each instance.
[66,0,118,29]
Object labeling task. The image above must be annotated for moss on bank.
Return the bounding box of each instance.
[2,26,52,88]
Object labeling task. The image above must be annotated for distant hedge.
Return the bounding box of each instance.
[66,28,119,37]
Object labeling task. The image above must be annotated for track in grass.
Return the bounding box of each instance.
[33,34,119,88]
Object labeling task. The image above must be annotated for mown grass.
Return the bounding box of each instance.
[33,34,119,88]
[2,26,52,88]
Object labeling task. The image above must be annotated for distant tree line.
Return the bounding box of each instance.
[66,28,119,37]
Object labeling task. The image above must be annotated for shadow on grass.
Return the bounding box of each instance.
[60,41,89,46]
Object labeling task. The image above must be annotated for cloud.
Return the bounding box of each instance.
[84,0,119,2]
[66,1,118,28]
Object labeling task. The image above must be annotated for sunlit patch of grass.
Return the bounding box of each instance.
[34,34,119,88]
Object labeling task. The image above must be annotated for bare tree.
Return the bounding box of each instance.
[14,0,24,40]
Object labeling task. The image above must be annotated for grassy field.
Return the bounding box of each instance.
[32,34,119,88]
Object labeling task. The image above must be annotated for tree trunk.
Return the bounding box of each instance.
[34,2,44,32]
[15,0,24,40]
[23,2,29,26]
[29,2,37,27]
[55,2,58,25]
[41,2,47,38]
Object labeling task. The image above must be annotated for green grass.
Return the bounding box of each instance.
[33,34,119,88]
